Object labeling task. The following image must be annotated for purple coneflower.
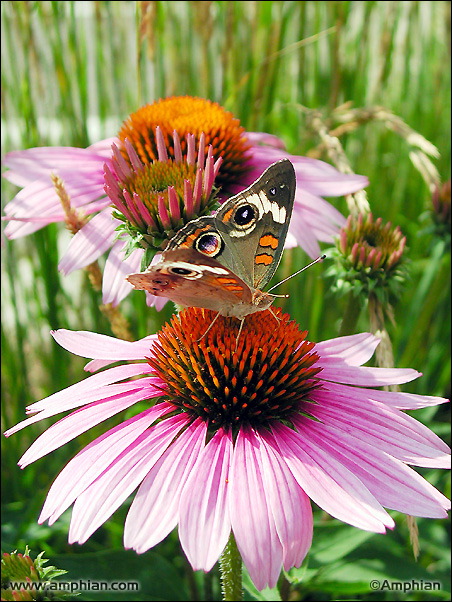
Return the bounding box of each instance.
[4,307,450,591]
[3,96,368,306]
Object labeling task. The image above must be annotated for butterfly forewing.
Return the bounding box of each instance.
[127,159,296,317]
[214,158,296,289]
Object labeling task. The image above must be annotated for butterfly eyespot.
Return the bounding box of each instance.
[170,267,195,276]
[233,203,257,228]
[196,232,223,257]
[168,266,203,280]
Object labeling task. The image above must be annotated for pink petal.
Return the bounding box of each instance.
[39,403,171,525]
[245,144,369,196]
[146,292,170,310]
[310,391,451,467]
[266,423,394,533]
[6,375,159,437]
[254,430,313,571]
[102,240,144,306]
[4,174,107,215]
[69,414,190,544]
[124,419,207,553]
[50,329,157,361]
[245,132,286,150]
[22,364,153,415]
[295,417,450,518]
[286,209,322,258]
[229,427,283,590]
[318,364,420,386]
[315,333,380,365]
[294,188,346,229]
[58,209,118,274]
[4,177,107,238]
[88,137,119,156]
[3,146,109,187]
[320,381,449,410]
[18,384,161,466]
[179,428,233,572]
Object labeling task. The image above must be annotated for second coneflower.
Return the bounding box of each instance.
[3,96,369,306]
[104,130,222,261]
[5,307,450,591]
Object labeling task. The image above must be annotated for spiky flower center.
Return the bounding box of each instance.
[124,161,195,212]
[148,308,321,431]
[119,96,252,186]
[104,137,221,254]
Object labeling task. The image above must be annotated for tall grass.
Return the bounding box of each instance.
[1,2,450,601]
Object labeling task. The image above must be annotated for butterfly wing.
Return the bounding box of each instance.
[127,159,295,315]
[214,158,296,289]
[127,248,255,316]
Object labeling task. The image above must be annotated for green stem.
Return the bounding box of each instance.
[339,292,361,335]
[220,532,243,602]
[367,294,400,393]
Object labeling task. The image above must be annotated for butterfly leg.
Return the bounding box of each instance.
[234,317,247,353]
[268,306,281,325]
[195,311,222,342]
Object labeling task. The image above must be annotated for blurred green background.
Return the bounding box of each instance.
[1,2,450,600]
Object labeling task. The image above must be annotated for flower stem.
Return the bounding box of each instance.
[367,293,396,372]
[339,292,362,336]
[220,532,243,602]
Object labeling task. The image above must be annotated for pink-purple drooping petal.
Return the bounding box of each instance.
[288,199,345,256]
[236,142,369,197]
[21,364,154,416]
[245,132,286,150]
[3,146,110,187]
[17,383,162,466]
[254,430,313,571]
[266,423,394,533]
[309,389,451,468]
[69,413,190,544]
[293,416,450,518]
[285,207,322,258]
[58,208,119,274]
[88,137,119,157]
[229,427,284,591]
[318,380,449,409]
[5,372,160,438]
[315,333,381,365]
[39,403,171,525]
[124,418,207,553]
[318,363,420,386]
[3,177,108,238]
[102,240,145,306]
[50,329,157,361]
[179,428,233,573]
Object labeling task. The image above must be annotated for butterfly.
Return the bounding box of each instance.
[127,158,296,319]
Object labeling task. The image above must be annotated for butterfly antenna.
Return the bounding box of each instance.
[267,254,326,292]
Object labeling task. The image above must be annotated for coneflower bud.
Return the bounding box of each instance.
[330,213,408,303]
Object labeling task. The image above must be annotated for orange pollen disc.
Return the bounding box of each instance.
[147,307,322,429]
[118,96,252,185]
